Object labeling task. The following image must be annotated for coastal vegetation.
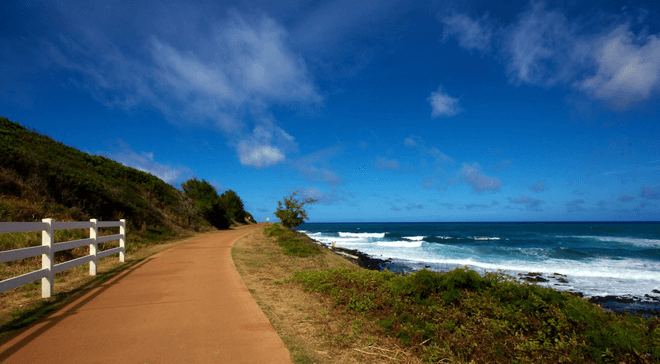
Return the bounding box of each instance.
[265,223,321,258]
[181,178,253,229]
[237,225,660,364]
[275,191,317,228]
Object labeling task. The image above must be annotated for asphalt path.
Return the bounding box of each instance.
[0,225,291,363]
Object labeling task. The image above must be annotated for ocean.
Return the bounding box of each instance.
[298,222,660,314]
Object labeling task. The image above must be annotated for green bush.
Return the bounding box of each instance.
[288,267,660,363]
[181,178,230,229]
[264,224,320,258]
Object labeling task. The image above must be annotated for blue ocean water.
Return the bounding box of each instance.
[298,222,660,300]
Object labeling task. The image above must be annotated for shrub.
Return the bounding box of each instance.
[274,191,317,228]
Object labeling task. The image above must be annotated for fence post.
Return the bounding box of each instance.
[89,219,97,276]
[41,218,54,298]
[119,219,126,262]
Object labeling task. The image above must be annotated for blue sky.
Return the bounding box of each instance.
[2,0,659,222]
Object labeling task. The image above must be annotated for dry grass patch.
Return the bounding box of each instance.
[232,228,426,364]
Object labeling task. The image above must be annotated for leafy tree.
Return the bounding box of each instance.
[275,191,317,228]
[181,178,230,229]
[220,189,247,223]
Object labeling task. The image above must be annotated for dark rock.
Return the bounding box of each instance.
[521,276,549,283]
[332,246,392,271]
[589,295,634,304]
[653,289,660,294]
[527,272,542,277]
[557,278,569,283]
[553,273,567,277]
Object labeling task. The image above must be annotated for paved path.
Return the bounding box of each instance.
[0,225,292,363]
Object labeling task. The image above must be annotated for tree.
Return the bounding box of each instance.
[219,189,247,223]
[181,178,230,229]
[275,191,317,228]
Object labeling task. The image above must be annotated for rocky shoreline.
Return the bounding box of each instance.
[326,245,660,317]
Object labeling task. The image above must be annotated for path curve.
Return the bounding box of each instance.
[0,224,292,363]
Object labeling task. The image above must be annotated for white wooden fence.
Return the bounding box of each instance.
[0,218,126,298]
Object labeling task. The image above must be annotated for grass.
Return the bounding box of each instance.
[264,223,322,258]
[237,226,660,364]
[288,267,660,363]
[0,116,210,240]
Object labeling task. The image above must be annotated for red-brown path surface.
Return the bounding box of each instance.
[0,225,292,363]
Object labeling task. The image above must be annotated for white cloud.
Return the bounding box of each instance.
[428,86,462,117]
[236,125,292,168]
[504,2,588,86]
[110,143,191,185]
[578,25,660,107]
[46,12,320,168]
[458,162,501,193]
[442,13,493,52]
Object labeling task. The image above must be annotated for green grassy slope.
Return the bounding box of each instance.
[0,116,211,247]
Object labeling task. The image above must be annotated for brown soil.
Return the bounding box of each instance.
[232,227,423,364]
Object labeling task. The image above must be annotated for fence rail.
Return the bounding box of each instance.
[0,218,126,298]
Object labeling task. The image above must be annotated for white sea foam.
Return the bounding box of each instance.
[386,256,660,297]
[301,227,660,298]
[403,236,425,241]
[376,240,423,248]
[571,235,660,247]
[338,232,386,238]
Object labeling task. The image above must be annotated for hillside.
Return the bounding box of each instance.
[0,116,242,245]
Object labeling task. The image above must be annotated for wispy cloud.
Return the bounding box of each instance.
[444,2,660,108]
[458,162,501,193]
[504,2,588,87]
[374,156,401,171]
[465,200,499,210]
[641,185,660,199]
[428,86,462,117]
[508,196,544,211]
[109,142,191,185]
[529,179,545,193]
[442,13,493,53]
[490,159,513,172]
[291,145,344,186]
[618,194,634,202]
[566,199,586,212]
[298,187,347,205]
[46,12,320,168]
[404,135,421,148]
[390,201,425,211]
